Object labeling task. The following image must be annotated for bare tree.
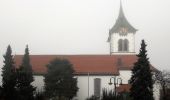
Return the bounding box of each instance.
[155,70,170,100]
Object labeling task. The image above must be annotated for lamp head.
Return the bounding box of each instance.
[108,82,113,85]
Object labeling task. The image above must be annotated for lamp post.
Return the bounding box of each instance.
[108,76,122,96]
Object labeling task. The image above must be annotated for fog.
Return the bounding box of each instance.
[0,0,170,71]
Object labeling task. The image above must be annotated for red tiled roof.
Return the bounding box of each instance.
[14,55,156,75]
[116,84,131,93]
[113,55,138,70]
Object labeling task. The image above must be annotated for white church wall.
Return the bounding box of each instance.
[74,75,116,100]
[153,83,160,100]
[119,70,132,84]
[32,74,160,100]
[32,76,44,91]
[110,33,135,55]
[32,75,116,100]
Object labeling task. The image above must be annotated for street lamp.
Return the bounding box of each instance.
[108,76,122,96]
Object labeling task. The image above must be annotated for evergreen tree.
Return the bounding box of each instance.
[1,45,17,100]
[16,45,35,100]
[130,40,154,100]
[44,58,78,100]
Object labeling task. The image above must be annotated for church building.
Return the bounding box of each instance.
[14,1,159,100]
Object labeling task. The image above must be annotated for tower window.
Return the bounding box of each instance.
[118,39,129,52]
[124,39,129,51]
[118,39,123,51]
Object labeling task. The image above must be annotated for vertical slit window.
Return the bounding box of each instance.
[94,78,101,97]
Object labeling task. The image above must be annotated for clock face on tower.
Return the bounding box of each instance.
[119,27,128,35]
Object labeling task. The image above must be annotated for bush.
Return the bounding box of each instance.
[34,91,46,100]
[101,89,132,100]
[86,95,99,100]
[102,89,116,100]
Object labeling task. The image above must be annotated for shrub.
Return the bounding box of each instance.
[86,95,99,100]
[34,91,46,100]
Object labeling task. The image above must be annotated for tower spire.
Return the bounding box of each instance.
[108,0,137,35]
[108,0,137,55]
[119,0,124,18]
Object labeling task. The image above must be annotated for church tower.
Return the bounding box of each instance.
[108,1,137,55]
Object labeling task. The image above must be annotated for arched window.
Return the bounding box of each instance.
[118,39,123,51]
[124,39,129,51]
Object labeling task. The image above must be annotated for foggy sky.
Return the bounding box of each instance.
[0,0,170,70]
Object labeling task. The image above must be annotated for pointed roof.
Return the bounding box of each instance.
[110,1,137,34]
